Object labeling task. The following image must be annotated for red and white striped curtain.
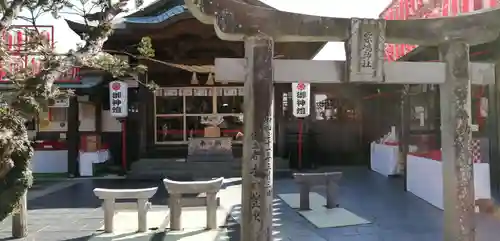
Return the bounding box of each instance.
[382,0,499,61]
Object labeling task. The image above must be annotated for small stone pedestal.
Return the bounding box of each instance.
[293,172,343,210]
[163,177,224,230]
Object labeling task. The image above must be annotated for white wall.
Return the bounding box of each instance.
[38,109,123,132]
[37,95,123,133]
[101,110,122,132]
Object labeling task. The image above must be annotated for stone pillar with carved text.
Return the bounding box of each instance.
[345,18,385,83]
[241,35,274,241]
[439,41,475,241]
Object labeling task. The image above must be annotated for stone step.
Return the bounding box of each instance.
[127,169,242,181]
[130,166,241,175]
[127,169,292,181]
[128,157,290,181]
[131,160,242,171]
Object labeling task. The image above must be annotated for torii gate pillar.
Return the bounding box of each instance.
[240,35,274,241]
[439,42,475,240]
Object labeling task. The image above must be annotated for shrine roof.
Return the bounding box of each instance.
[0,76,104,89]
[127,0,180,18]
[65,0,187,35]
[65,0,276,36]
[66,0,324,62]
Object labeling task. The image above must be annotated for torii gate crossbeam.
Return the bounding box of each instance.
[214,58,495,85]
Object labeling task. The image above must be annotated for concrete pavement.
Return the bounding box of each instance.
[0,167,499,240]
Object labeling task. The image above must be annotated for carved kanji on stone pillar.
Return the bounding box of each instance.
[345,18,385,83]
[241,36,274,241]
[184,0,500,240]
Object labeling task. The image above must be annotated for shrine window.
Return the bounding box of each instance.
[154,86,244,144]
[155,88,183,115]
[156,116,183,142]
[186,116,206,139]
[185,88,213,114]
[219,115,244,141]
[49,107,67,122]
[216,87,243,114]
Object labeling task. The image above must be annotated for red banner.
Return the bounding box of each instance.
[380,0,496,61]
[0,25,80,82]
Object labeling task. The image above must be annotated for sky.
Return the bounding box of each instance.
[13,0,392,60]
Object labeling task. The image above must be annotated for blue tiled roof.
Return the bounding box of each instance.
[0,76,103,89]
[124,5,187,24]
[58,76,103,89]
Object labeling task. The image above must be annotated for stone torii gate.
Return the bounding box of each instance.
[184,0,500,240]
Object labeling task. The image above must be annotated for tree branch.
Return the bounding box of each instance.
[0,0,26,31]
[26,1,127,92]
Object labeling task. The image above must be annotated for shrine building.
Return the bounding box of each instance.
[5,0,499,184]
[60,0,404,178]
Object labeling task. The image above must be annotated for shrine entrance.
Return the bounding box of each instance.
[310,92,363,166]
[280,83,400,167]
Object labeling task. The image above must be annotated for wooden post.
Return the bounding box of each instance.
[241,35,274,241]
[434,86,442,152]
[439,41,475,241]
[12,191,27,238]
[489,55,500,193]
[67,95,79,177]
[399,84,411,191]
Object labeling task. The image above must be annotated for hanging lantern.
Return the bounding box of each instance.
[206,72,214,85]
[191,72,198,85]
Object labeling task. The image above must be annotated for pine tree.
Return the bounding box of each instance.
[0,0,153,223]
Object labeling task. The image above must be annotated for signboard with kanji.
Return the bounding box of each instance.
[292,82,310,118]
[109,81,128,118]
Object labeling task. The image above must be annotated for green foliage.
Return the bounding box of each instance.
[137,37,155,58]
[0,107,33,221]
[0,0,149,223]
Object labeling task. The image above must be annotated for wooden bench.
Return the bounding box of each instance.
[93,187,158,233]
[293,172,342,210]
[163,177,224,230]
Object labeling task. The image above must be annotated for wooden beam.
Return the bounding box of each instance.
[439,41,475,241]
[215,58,495,85]
[185,0,500,45]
